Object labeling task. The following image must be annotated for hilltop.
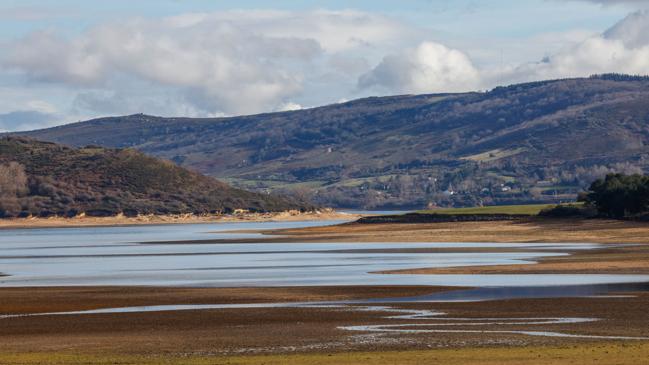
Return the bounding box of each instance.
[0,137,309,218]
[20,75,649,209]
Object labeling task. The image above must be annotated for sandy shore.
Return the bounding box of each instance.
[271,217,649,244]
[0,209,360,229]
[265,218,649,275]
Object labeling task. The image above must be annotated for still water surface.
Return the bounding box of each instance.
[1,220,648,288]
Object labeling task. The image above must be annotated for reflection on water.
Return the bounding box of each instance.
[3,220,649,343]
[4,282,647,319]
[4,298,648,341]
[338,305,649,340]
[361,282,649,302]
[1,221,649,288]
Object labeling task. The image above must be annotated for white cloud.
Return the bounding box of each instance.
[3,10,413,117]
[358,10,649,94]
[604,9,649,46]
[4,6,649,127]
[499,10,649,83]
[276,102,303,112]
[165,10,413,53]
[358,41,481,94]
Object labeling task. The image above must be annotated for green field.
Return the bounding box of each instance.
[417,203,581,216]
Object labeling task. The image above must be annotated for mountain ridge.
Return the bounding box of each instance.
[19,74,649,208]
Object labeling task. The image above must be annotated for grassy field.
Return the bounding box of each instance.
[3,343,649,365]
[460,147,527,162]
[417,203,581,216]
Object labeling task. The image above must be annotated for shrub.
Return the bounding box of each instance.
[586,174,649,218]
[539,204,595,218]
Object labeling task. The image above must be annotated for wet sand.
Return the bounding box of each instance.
[0,286,440,314]
[0,286,648,363]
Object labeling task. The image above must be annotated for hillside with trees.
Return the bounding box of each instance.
[0,137,308,218]
[19,74,649,209]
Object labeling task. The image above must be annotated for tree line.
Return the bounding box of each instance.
[582,173,649,219]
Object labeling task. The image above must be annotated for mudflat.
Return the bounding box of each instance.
[0,287,648,363]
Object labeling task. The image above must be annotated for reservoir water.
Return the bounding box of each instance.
[1,220,649,288]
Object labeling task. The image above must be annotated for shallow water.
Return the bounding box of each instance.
[338,305,649,340]
[1,220,649,288]
[3,220,649,342]
[361,282,649,302]
[3,300,647,341]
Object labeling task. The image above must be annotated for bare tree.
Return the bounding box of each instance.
[0,162,28,216]
[0,162,28,197]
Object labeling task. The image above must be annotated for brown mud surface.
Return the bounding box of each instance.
[0,286,648,357]
[0,286,439,314]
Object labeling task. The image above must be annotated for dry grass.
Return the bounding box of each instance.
[417,203,580,215]
[3,343,649,365]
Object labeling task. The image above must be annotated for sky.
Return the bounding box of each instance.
[1,0,649,131]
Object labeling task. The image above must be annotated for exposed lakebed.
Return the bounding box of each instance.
[2,220,649,343]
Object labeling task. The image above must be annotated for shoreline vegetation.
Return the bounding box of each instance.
[358,203,589,224]
[0,209,360,229]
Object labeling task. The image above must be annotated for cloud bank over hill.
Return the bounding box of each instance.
[1,4,649,130]
[358,42,481,94]
[502,10,649,83]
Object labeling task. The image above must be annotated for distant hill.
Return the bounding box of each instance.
[20,74,649,209]
[0,137,308,218]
